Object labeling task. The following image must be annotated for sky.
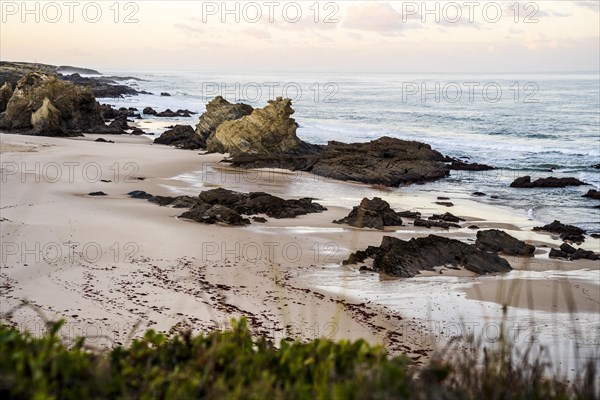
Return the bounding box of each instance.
[1,1,599,73]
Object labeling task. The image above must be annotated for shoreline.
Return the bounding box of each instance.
[1,132,598,367]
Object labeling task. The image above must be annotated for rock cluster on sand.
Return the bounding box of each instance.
[333,197,403,229]
[533,220,586,243]
[195,96,254,144]
[344,235,512,278]
[0,72,107,136]
[413,218,459,229]
[475,229,536,256]
[510,176,586,188]
[154,125,204,149]
[128,188,326,225]
[549,243,599,261]
[207,97,308,156]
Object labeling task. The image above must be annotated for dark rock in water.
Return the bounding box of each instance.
[0,82,13,113]
[491,195,499,199]
[435,202,454,207]
[127,190,154,200]
[154,125,204,149]
[0,72,106,136]
[592,164,600,169]
[359,266,374,273]
[472,191,486,197]
[160,92,171,96]
[449,160,494,171]
[231,136,451,187]
[429,212,465,223]
[533,220,586,243]
[510,176,586,188]
[157,109,178,117]
[582,189,600,200]
[333,197,403,229]
[143,107,157,115]
[344,235,512,277]
[95,138,114,143]
[591,233,600,239]
[414,218,459,229]
[195,96,254,143]
[397,210,421,219]
[468,225,480,230]
[252,216,267,223]
[180,204,250,226]
[437,196,450,200]
[475,229,535,256]
[59,73,142,98]
[177,109,197,115]
[88,191,107,196]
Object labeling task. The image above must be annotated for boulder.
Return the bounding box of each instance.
[30,97,64,136]
[0,82,13,113]
[428,212,465,223]
[154,125,204,149]
[207,97,307,156]
[0,72,105,136]
[475,229,535,256]
[449,160,494,171]
[533,220,586,243]
[510,176,586,188]
[143,107,158,115]
[582,189,600,200]
[195,96,253,143]
[549,244,599,261]
[333,197,403,229]
[160,92,171,96]
[344,235,512,277]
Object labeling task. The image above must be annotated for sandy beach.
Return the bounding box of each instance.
[1,132,598,364]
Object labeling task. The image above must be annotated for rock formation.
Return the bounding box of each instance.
[333,197,403,229]
[582,189,600,200]
[533,220,586,243]
[30,97,64,136]
[195,96,253,143]
[475,229,535,256]
[549,243,599,261]
[154,125,204,149]
[0,72,106,136]
[0,82,13,113]
[128,188,326,225]
[344,235,512,278]
[510,176,586,188]
[206,97,306,155]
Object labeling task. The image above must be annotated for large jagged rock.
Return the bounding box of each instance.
[333,197,403,229]
[207,97,309,155]
[195,96,253,144]
[533,220,586,243]
[0,82,13,113]
[30,97,64,136]
[510,176,586,188]
[231,136,452,187]
[0,72,105,136]
[154,125,204,149]
[475,229,535,256]
[344,235,512,277]
[582,189,600,200]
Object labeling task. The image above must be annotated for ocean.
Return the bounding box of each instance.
[99,70,600,233]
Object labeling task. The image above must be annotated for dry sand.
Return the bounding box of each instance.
[1,132,598,363]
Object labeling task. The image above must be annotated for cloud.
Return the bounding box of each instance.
[174,22,204,36]
[343,2,406,34]
[574,1,600,12]
[242,28,271,40]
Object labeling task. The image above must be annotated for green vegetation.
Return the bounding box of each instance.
[0,319,597,399]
